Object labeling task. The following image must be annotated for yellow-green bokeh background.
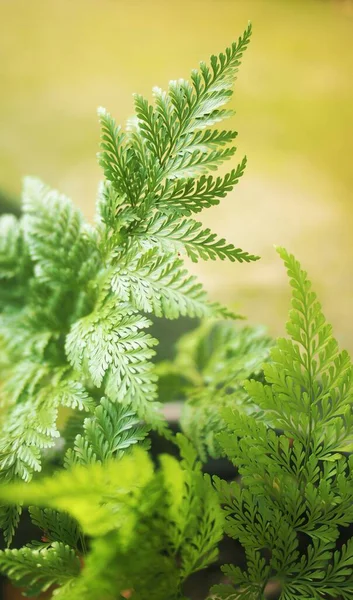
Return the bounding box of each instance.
[1,0,352,346]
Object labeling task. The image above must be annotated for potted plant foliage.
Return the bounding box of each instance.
[0,24,353,600]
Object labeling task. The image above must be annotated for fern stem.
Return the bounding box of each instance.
[79,533,88,556]
[300,286,314,484]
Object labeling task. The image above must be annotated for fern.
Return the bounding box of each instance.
[154,159,247,216]
[134,206,257,263]
[6,24,333,600]
[0,444,223,599]
[28,507,81,550]
[0,543,80,597]
[156,321,272,460]
[64,396,149,467]
[22,178,100,288]
[212,248,353,599]
[0,28,254,549]
[1,22,351,600]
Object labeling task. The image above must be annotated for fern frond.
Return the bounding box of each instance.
[97,108,131,201]
[134,94,170,163]
[48,372,96,412]
[98,24,255,270]
[160,434,223,578]
[0,215,28,281]
[0,26,259,593]
[0,505,22,548]
[0,397,60,483]
[156,23,252,151]
[212,553,271,600]
[110,247,231,319]
[0,366,94,485]
[0,442,223,598]
[157,322,272,460]
[135,211,258,263]
[22,177,100,286]
[29,507,80,550]
[180,128,238,152]
[65,299,164,428]
[0,542,80,596]
[215,248,353,598]
[155,158,247,216]
[64,397,149,466]
[163,145,237,180]
[246,247,353,450]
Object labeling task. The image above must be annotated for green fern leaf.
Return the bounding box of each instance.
[0,505,22,548]
[215,248,353,598]
[29,507,80,550]
[0,542,80,596]
[65,299,164,428]
[110,247,230,319]
[22,177,100,286]
[0,448,154,537]
[135,211,258,263]
[64,397,149,466]
[155,158,247,216]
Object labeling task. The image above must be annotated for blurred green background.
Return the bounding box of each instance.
[0,0,352,347]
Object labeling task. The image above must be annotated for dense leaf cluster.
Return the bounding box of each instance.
[0,24,254,599]
[1,22,352,600]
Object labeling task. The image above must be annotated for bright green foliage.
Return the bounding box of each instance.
[133,197,255,263]
[28,507,81,550]
[0,443,223,599]
[157,321,272,460]
[64,396,149,466]
[65,299,160,425]
[2,20,351,600]
[212,248,353,600]
[22,178,100,288]
[0,25,255,546]
[0,448,155,537]
[0,543,80,597]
